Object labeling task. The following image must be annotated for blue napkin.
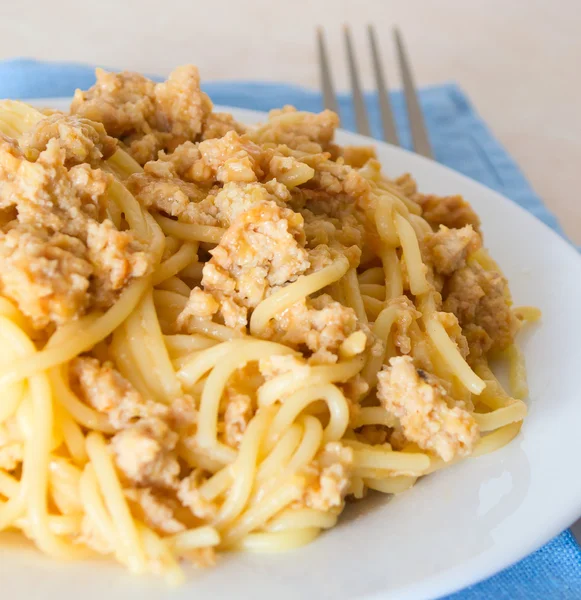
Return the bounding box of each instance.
[0,58,579,599]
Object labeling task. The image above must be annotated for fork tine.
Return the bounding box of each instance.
[393,27,433,158]
[343,25,371,136]
[367,24,400,146]
[316,27,339,114]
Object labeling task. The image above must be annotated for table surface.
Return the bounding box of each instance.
[2,0,579,242]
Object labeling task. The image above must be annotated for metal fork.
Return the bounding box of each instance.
[319,26,581,547]
[316,25,433,159]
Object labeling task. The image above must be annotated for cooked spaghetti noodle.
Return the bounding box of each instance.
[0,65,537,582]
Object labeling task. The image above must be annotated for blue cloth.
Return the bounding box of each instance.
[0,58,579,599]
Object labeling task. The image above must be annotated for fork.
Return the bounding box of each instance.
[316,25,433,159]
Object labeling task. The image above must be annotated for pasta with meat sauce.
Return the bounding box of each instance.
[0,66,539,582]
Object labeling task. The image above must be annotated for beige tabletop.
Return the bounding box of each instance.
[1,0,579,242]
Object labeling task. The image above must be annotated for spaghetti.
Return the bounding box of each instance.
[0,65,537,582]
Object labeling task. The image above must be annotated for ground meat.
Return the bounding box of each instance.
[299,442,353,511]
[144,141,211,183]
[340,374,370,410]
[153,65,213,144]
[0,226,92,328]
[144,132,264,187]
[178,288,219,322]
[71,66,242,165]
[0,132,109,231]
[415,193,481,231]
[0,128,151,328]
[127,169,192,213]
[197,131,264,183]
[167,394,198,432]
[178,199,309,331]
[126,172,218,225]
[301,209,364,265]
[70,357,168,429]
[304,243,338,272]
[377,356,479,461]
[443,261,518,357]
[388,295,422,355]
[291,173,375,265]
[262,293,359,364]
[201,112,246,141]
[214,181,288,224]
[85,220,151,307]
[20,114,117,167]
[426,225,482,275]
[129,166,291,233]
[222,388,254,448]
[111,418,180,489]
[266,154,315,188]
[125,487,185,534]
[308,160,372,203]
[71,68,156,139]
[177,470,219,520]
[392,174,480,231]
[393,173,419,198]
[249,106,339,151]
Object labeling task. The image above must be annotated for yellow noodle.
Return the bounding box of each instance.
[514,306,542,323]
[425,317,486,394]
[380,246,403,300]
[152,242,199,286]
[258,355,364,407]
[236,527,320,552]
[358,266,384,285]
[375,195,399,247]
[0,278,149,387]
[166,526,221,553]
[503,344,529,399]
[364,475,417,494]
[352,447,430,473]
[155,276,192,297]
[86,432,147,573]
[250,256,349,335]
[154,214,225,244]
[394,212,429,295]
[214,408,273,527]
[473,400,527,432]
[359,283,386,300]
[266,508,338,532]
[342,268,368,324]
[351,406,398,429]
[220,477,305,548]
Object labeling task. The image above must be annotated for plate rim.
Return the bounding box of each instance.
[11,98,581,600]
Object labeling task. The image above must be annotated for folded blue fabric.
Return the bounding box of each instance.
[0,58,579,599]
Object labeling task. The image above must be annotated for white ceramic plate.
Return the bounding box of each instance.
[3,100,581,600]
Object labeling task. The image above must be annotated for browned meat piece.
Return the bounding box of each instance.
[377,356,479,461]
[71,66,243,164]
[0,226,92,328]
[443,260,518,357]
[426,225,482,275]
[21,114,117,167]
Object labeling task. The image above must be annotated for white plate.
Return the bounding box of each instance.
[3,100,581,600]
